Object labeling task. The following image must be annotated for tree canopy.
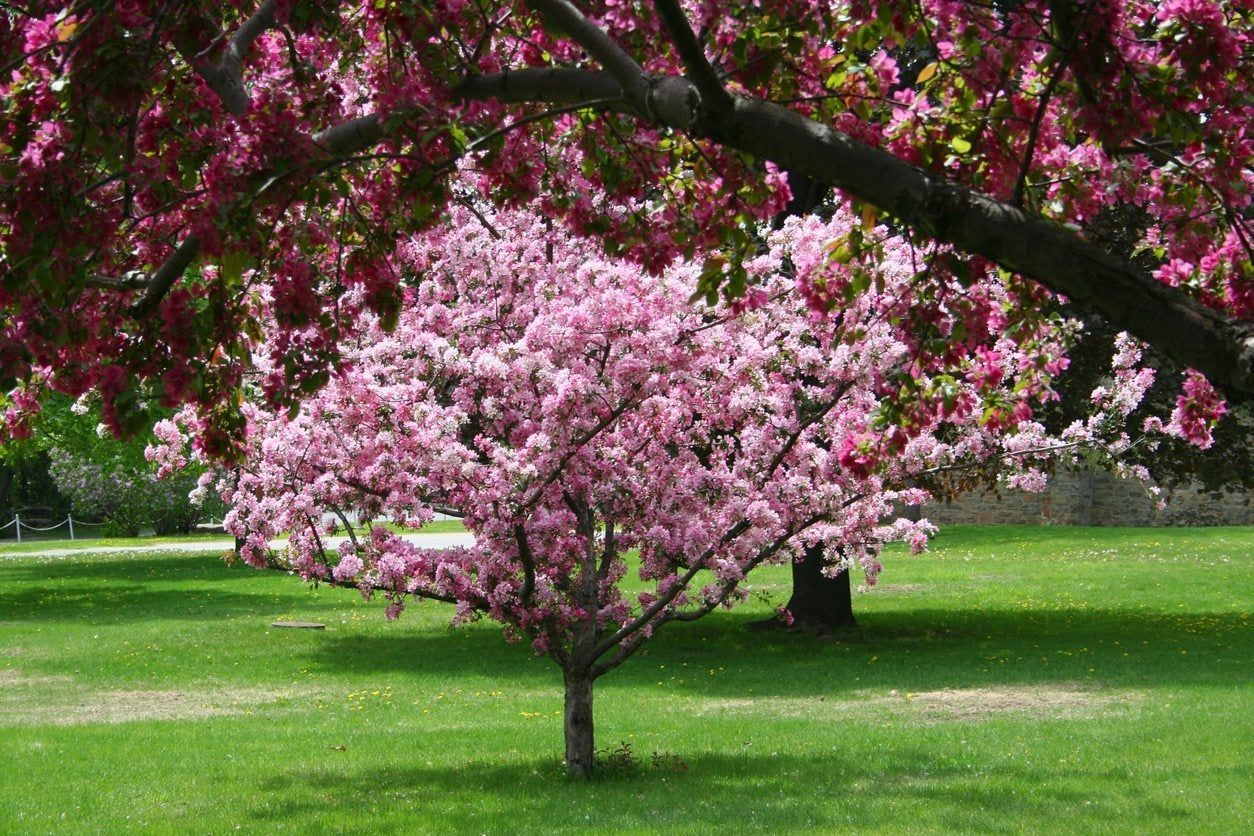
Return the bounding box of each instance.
[150,203,1182,774]
[1,0,1251,444]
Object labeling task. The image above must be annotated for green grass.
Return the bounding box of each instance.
[0,525,1249,833]
[0,531,228,555]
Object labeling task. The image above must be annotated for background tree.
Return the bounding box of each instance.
[1,0,1250,447]
[14,394,212,536]
[0,445,68,529]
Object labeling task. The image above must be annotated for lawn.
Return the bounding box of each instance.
[0,525,1249,833]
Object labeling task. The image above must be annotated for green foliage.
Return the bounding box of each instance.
[13,394,213,536]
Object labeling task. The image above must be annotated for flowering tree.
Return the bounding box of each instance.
[1,0,1250,445]
[153,204,1175,774]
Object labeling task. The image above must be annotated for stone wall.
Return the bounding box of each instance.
[919,468,1253,527]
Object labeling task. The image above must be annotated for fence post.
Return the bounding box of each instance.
[68,515,75,541]
[14,513,20,544]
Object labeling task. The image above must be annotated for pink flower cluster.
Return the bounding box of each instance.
[141,204,1186,683]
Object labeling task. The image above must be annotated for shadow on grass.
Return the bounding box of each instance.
[0,554,357,624]
[302,603,1249,696]
[247,746,1215,831]
[3,548,1247,696]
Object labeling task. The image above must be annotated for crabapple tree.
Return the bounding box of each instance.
[153,205,1171,775]
[1,0,1251,447]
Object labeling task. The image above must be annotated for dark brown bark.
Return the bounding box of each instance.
[562,668,596,778]
[749,543,857,635]
[0,466,13,512]
[782,544,856,634]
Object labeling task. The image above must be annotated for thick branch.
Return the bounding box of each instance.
[652,0,731,113]
[179,0,279,115]
[128,235,202,317]
[597,518,616,581]
[85,272,148,291]
[705,97,1254,401]
[513,523,536,604]
[460,67,1254,402]
[527,0,647,98]
[313,114,387,156]
[457,68,629,111]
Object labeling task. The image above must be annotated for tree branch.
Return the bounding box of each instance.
[330,505,360,552]
[652,0,732,113]
[459,67,1254,401]
[117,107,406,320]
[527,0,648,98]
[1011,53,1069,208]
[84,272,148,291]
[589,513,827,678]
[597,518,616,581]
[179,0,280,115]
[521,390,640,510]
[128,235,202,317]
[334,474,463,519]
[762,384,850,481]
[707,97,1254,401]
[589,518,751,660]
[457,67,630,111]
[513,523,536,604]
[312,113,388,156]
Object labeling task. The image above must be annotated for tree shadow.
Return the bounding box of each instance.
[0,553,242,584]
[246,746,1219,831]
[0,554,356,625]
[301,604,1250,696]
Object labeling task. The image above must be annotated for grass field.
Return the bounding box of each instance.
[0,525,1249,833]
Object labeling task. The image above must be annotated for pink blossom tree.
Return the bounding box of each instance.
[154,204,1170,775]
[1,1,1250,444]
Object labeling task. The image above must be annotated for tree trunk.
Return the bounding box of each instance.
[0,466,13,513]
[783,544,856,634]
[563,668,596,778]
[773,171,857,635]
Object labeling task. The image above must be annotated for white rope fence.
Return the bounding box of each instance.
[0,513,108,543]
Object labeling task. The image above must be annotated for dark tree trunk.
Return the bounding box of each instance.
[0,466,13,512]
[772,170,858,635]
[563,668,596,778]
[783,544,856,633]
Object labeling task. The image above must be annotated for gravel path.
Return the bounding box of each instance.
[0,531,475,559]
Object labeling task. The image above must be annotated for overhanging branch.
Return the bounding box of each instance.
[128,235,202,317]
[178,0,280,115]
[459,66,1254,402]
[652,0,731,113]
